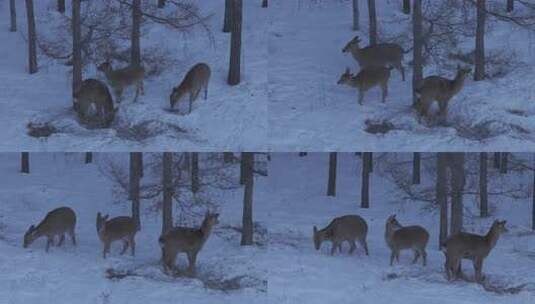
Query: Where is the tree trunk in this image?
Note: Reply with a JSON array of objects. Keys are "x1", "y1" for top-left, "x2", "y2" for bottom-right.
[
  {"x1": 262, "y1": 0, "x2": 268, "y2": 8},
  {"x1": 500, "y1": 152, "x2": 508, "y2": 174},
  {"x1": 228, "y1": 0, "x2": 242, "y2": 85},
  {"x1": 131, "y1": 0, "x2": 142, "y2": 66},
  {"x1": 130, "y1": 152, "x2": 142, "y2": 230},
  {"x1": 412, "y1": 152, "x2": 421, "y2": 184},
  {"x1": 224, "y1": 152, "x2": 234, "y2": 163},
  {"x1": 223, "y1": 0, "x2": 232, "y2": 32},
  {"x1": 493, "y1": 152, "x2": 501, "y2": 169},
  {"x1": 240, "y1": 153, "x2": 247, "y2": 185},
  {"x1": 85, "y1": 152, "x2": 93, "y2": 164},
  {"x1": 352, "y1": 0, "x2": 359, "y2": 31},
  {"x1": 21, "y1": 152, "x2": 29, "y2": 174},
  {"x1": 436, "y1": 153, "x2": 448, "y2": 249},
  {"x1": 162, "y1": 153, "x2": 173, "y2": 235},
  {"x1": 450, "y1": 153, "x2": 465, "y2": 235},
  {"x1": 412, "y1": 0, "x2": 423, "y2": 105},
  {"x1": 25, "y1": 0, "x2": 37, "y2": 74},
  {"x1": 10, "y1": 0, "x2": 17, "y2": 32},
  {"x1": 327, "y1": 152, "x2": 337, "y2": 196},
  {"x1": 367, "y1": 0, "x2": 377, "y2": 45},
  {"x1": 241, "y1": 152, "x2": 254, "y2": 246},
  {"x1": 72, "y1": 0, "x2": 82, "y2": 102},
  {"x1": 299, "y1": 152, "x2": 308, "y2": 157},
  {"x1": 191, "y1": 152, "x2": 199, "y2": 194},
  {"x1": 158, "y1": 0, "x2": 166, "y2": 8},
  {"x1": 368, "y1": 152, "x2": 373, "y2": 173},
  {"x1": 532, "y1": 155, "x2": 535, "y2": 230},
  {"x1": 403, "y1": 0, "x2": 410, "y2": 14},
  {"x1": 507, "y1": 0, "x2": 514, "y2": 12},
  {"x1": 474, "y1": 0, "x2": 486, "y2": 81},
  {"x1": 479, "y1": 152, "x2": 488, "y2": 217},
  {"x1": 57, "y1": 0, "x2": 65, "y2": 13},
  {"x1": 361, "y1": 152, "x2": 371, "y2": 208}
]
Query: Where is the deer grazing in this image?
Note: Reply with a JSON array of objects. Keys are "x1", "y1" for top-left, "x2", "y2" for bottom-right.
[
  {"x1": 414, "y1": 65, "x2": 471, "y2": 123},
  {"x1": 342, "y1": 36, "x2": 406, "y2": 81},
  {"x1": 337, "y1": 67, "x2": 392, "y2": 105},
  {"x1": 96, "y1": 213, "x2": 138, "y2": 259},
  {"x1": 443, "y1": 220, "x2": 507, "y2": 282},
  {"x1": 159, "y1": 212, "x2": 219, "y2": 275},
  {"x1": 313, "y1": 215, "x2": 369, "y2": 256},
  {"x1": 23, "y1": 207, "x2": 77, "y2": 252},
  {"x1": 73, "y1": 79, "x2": 115, "y2": 127},
  {"x1": 97, "y1": 62, "x2": 145, "y2": 103},
  {"x1": 170, "y1": 63, "x2": 211, "y2": 114},
  {"x1": 385, "y1": 215, "x2": 429, "y2": 266}
]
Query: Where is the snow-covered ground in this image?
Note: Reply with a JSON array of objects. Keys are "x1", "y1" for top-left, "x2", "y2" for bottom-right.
[
  {"x1": 266, "y1": 153, "x2": 535, "y2": 303},
  {"x1": 0, "y1": 153, "x2": 268, "y2": 303},
  {"x1": 269, "y1": 0, "x2": 535, "y2": 151},
  {"x1": 0, "y1": 1, "x2": 267, "y2": 151}
]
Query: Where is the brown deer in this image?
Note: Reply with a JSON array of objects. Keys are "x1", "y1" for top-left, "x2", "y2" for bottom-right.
[
  {"x1": 73, "y1": 79, "x2": 115, "y2": 127},
  {"x1": 443, "y1": 220, "x2": 507, "y2": 282},
  {"x1": 385, "y1": 215, "x2": 429, "y2": 266},
  {"x1": 337, "y1": 67, "x2": 392, "y2": 105},
  {"x1": 170, "y1": 63, "x2": 211, "y2": 114},
  {"x1": 342, "y1": 36, "x2": 406, "y2": 81},
  {"x1": 159, "y1": 212, "x2": 219, "y2": 275},
  {"x1": 23, "y1": 207, "x2": 77, "y2": 252},
  {"x1": 313, "y1": 215, "x2": 369, "y2": 256},
  {"x1": 414, "y1": 65, "x2": 471, "y2": 123},
  {"x1": 97, "y1": 62, "x2": 145, "y2": 103},
  {"x1": 96, "y1": 212, "x2": 138, "y2": 259}
]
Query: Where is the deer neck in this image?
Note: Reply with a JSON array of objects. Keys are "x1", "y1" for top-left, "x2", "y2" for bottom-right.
[
  {"x1": 451, "y1": 72, "x2": 466, "y2": 96},
  {"x1": 200, "y1": 220, "x2": 214, "y2": 242},
  {"x1": 484, "y1": 224, "x2": 501, "y2": 251}
]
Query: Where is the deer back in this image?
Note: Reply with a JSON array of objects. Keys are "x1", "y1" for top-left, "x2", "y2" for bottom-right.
[
  {"x1": 97, "y1": 214, "x2": 137, "y2": 243},
  {"x1": 355, "y1": 43, "x2": 404, "y2": 67},
  {"x1": 181, "y1": 63, "x2": 211, "y2": 91},
  {"x1": 74, "y1": 79, "x2": 114, "y2": 113},
  {"x1": 389, "y1": 226, "x2": 429, "y2": 250},
  {"x1": 354, "y1": 66, "x2": 391, "y2": 89},
  {"x1": 160, "y1": 212, "x2": 219, "y2": 254}
]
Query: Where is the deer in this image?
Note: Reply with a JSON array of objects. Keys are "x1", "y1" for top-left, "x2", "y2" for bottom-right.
[
  {"x1": 443, "y1": 220, "x2": 507, "y2": 282},
  {"x1": 97, "y1": 62, "x2": 145, "y2": 103},
  {"x1": 169, "y1": 63, "x2": 211, "y2": 114},
  {"x1": 23, "y1": 207, "x2": 77, "y2": 252},
  {"x1": 159, "y1": 212, "x2": 219, "y2": 276},
  {"x1": 414, "y1": 65, "x2": 471, "y2": 123},
  {"x1": 313, "y1": 214, "x2": 369, "y2": 256},
  {"x1": 337, "y1": 67, "x2": 392, "y2": 105},
  {"x1": 385, "y1": 215, "x2": 429, "y2": 266},
  {"x1": 342, "y1": 36, "x2": 406, "y2": 81},
  {"x1": 96, "y1": 212, "x2": 138, "y2": 259},
  {"x1": 73, "y1": 79, "x2": 115, "y2": 127}
]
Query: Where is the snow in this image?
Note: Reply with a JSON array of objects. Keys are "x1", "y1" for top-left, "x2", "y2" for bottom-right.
[
  {"x1": 268, "y1": 0, "x2": 535, "y2": 151},
  {"x1": 0, "y1": 1, "x2": 267, "y2": 151}
]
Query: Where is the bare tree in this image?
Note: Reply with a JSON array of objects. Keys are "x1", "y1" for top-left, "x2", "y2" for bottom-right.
[
  {"x1": 500, "y1": 152, "x2": 509, "y2": 174},
  {"x1": 21, "y1": 152, "x2": 30, "y2": 174},
  {"x1": 327, "y1": 152, "x2": 337, "y2": 196},
  {"x1": 361, "y1": 152, "x2": 371, "y2": 208},
  {"x1": 412, "y1": 0, "x2": 423, "y2": 105},
  {"x1": 507, "y1": 0, "x2": 514, "y2": 12},
  {"x1": 493, "y1": 152, "x2": 501, "y2": 169},
  {"x1": 262, "y1": 0, "x2": 268, "y2": 8},
  {"x1": 412, "y1": 152, "x2": 421, "y2": 184},
  {"x1": 450, "y1": 153, "x2": 465, "y2": 235},
  {"x1": 10, "y1": 0, "x2": 17, "y2": 32},
  {"x1": 352, "y1": 0, "x2": 359, "y2": 31},
  {"x1": 436, "y1": 153, "x2": 448, "y2": 249},
  {"x1": 479, "y1": 152, "x2": 488, "y2": 217},
  {"x1": 474, "y1": 0, "x2": 486, "y2": 81},
  {"x1": 25, "y1": 0, "x2": 38, "y2": 74},
  {"x1": 58, "y1": 0, "x2": 65, "y2": 13},
  {"x1": 85, "y1": 152, "x2": 93, "y2": 164},
  {"x1": 241, "y1": 152, "x2": 254, "y2": 246},
  {"x1": 240, "y1": 153, "x2": 246, "y2": 185},
  {"x1": 130, "y1": 152, "x2": 142, "y2": 230},
  {"x1": 223, "y1": 152, "x2": 234, "y2": 163},
  {"x1": 403, "y1": 0, "x2": 410, "y2": 14},
  {"x1": 191, "y1": 152, "x2": 199, "y2": 194},
  {"x1": 223, "y1": 0, "x2": 232, "y2": 32},
  {"x1": 162, "y1": 152, "x2": 173, "y2": 235},
  {"x1": 131, "y1": 0, "x2": 142, "y2": 66},
  {"x1": 228, "y1": 0, "x2": 242, "y2": 85},
  {"x1": 72, "y1": 0, "x2": 82, "y2": 100},
  {"x1": 367, "y1": 0, "x2": 377, "y2": 45},
  {"x1": 532, "y1": 155, "x2": 535, "y2": 230}
]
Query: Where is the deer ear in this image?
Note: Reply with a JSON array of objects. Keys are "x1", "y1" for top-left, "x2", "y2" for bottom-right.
[
  {"x1": 345, "y1": 67, "x2": 350, "y2": 74},
  {"x1": 29, "y1": 225, "x2": 35, "y2": 231},
  {"x1": 313, "y1": 226, "x2": 318, "y2": 234}
]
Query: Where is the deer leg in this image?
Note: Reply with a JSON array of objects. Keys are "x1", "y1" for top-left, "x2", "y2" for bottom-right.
[
  {"x1": 130, "y1": 237, "x2": 136, "y2": 256},
  {"x1": 421, "y1": 249, "x2": 427, "y2": 266},
  {"x1": 381, "y1": 83, "x2": 388, "y2": 103},
  {"x1": 69, "y1": 229, "x2": 77, "y2": 246},
  {"x1": 358, "y1": 238, "x2": 369, "y2": 256},
  {"x1": 395, "y1": 251, "x2": 400, "y2": 262},
  {"x1": 140, "y1": 80, "x2": 145, "y2": 95},
  {"x1": 349, "y1": 241, "x2": 356, "y2": 254},
  {"x1": 397, "y1": 63, "x2": 405, "y2": 82},
  {"x1": 188, "y1": 94, "x2": 194, "y2": 114},
  {"x1": 204, "y1": 85, "x2": 208, "y2": 100},
  {"x1": 120, "y1": 240, "x2": 129, "y2": 255},
  {"x1": 412, "y1": 250, "x2": 420, "y2": 264},
  {"x1": 330, "y1": 241, "x2": 339, "y2": 256},
  {"x1": 474, "y1": 258, "x2": 484, "y2": 282},
  {"x1": 438, "y1": 100, "x2": 448, "y2": 124},
  {"x1": 358, "y1": 89, "x2": 364, "y2": 105},
  {"x1": 187, "y1": 252, "x2": 197, "y2": 276},
  {"x1": 103, "y1": 242, "x2": 110, "y2": 259},
  {"x1": 390, "y1": 251, "x2": 396, "y2": 266},
  {"x1": 58, "y1": 234, "x2": 65, "y2": 247},
  {"x1": 46, "y1": 237, "x2": 53, "y2": 252}
]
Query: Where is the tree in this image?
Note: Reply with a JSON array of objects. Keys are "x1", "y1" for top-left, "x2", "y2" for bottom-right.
[
  {"x1": 10, "y1": 0, "x2": 16, "y2": 32},
  {"x1": 327, "y1": 152, "x2": 337, "y2": 196},
  {"x1": 532, "y1": 155, "x2": 535, "y2": 230},
  {"x1": 72, "y1": 0, "x2": 82, "y2": 100},
  {"x1": 130, "y1": 152, "x2": 142, "y2": 230},
  {"x1": 21, "y1": 152, "x2": 30, "y2": 174},
  {"x1": 223, "y1": 0, "x2": 232, "y2": 33},
  {"x1": 474, "y1": 0, "x2": 486, "y2": 81},
  {"x1": 58, "y1": 0, "x2": 65, "y2": 13},
  {"x1": 403, "y1": 0, "x2": 410, "y2": 14},
  {"x1": 493, "y1": 152, "x2": 501, "y2": 169},
  {"x1": 361, "y1": 153, "x2": 371, "y2": 208},
  {"x1": 450, "y1": 153, "x2": 465, "y2": 235},
  {"x1": 352, "y1": 0, "x2": 359, "y2": 31},
  {"x1": 412, "y1": 152, "x2": 421, "y2": 184},
  {"x1": 241, "y1": 152, "x2": 254, "y2": 246},
  {"x1": 262, "y1": 0, "x2": 268, "y2": 8},
  {"x1": 436, "y1": 153, "x2": 448, "y2": 249},
  {"x1": 162, "y1": 153, "x2": 173, "y2": 235},
  {"x1": 367, "y1": 0, "x2": 377, "y2": 45},
  {"x1": 479, "y1": 152, "x2": 488, "y2": 217},
  {"x1": 85, "y1": 152, "x2": 93, "y2": 164},
  {"x1": 224, "y1": 152, "x2": 234, "y2": 163},
  {"x1": 131, "y1": 0, "x2": 142, "y2": 66},
  {"x1": 158, "y1": 0, "x2": 166, "y2": 8},
  {"x1": 228, "y1": 0, "x2": 243, "y2": 85},
  {"x1": 412, "y1": 0, "x2": 423, "y2": 105},
  {"x1": 191, "y1": 152, "x2": 199, "y2": 194},
  {"x1": 240, "y1": 153, "x2": 247, "y2": 185},
  {"x1": 500, "y1": 152, "x2": 509, "y2": 174},
  {"x1": 25, "y1": 0, "x2": 38, "y2": 74},
  {"x1": 507, "y1": 0, "x2": 514, "y2": 12}
]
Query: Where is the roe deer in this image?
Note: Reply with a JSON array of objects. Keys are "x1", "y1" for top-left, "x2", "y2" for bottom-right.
[
  {"x1": 170, "y1": 63, "x2": 211, "y2": 114},
  {"x1": 23, "y1": 207, "x2": 77, "y2": 252},
  {"x1": 313, "y1": 214, "x2": 369, "y2": 256},
  {"x1": 342, "y1": 36, "x2": 406, "y2": 81},
  {"x1": 337, "y1": 67, "x2": 392, "y2": 105},
  {"x1": 414, "y1": 65, "x2": 471, "y2": 123},
  {"x1": 443, "y1": 220, "x2": 507, "y2": 282},
  {"x1": 385, "y1": 215, "x2": 429, "y2": 266},
  {"x1": 96, "y1": 212, "x2": 138, "y2": 259},
  {"x1": 73, "y1": 79, "x2": 115, "y2": 127},
  {"x1": 97, "y1": 62, "x2": 145, "y2": 103},
  {"x1": 159, "y1": 212, "x2": 219, "y2": 275}
]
